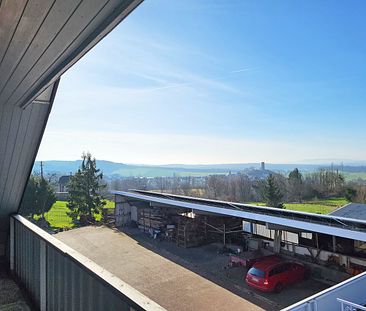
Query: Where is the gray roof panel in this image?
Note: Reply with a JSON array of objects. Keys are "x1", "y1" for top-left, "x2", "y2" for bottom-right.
[{"x1": 330, "y1": 203, "x2": 366, "y2": 221}]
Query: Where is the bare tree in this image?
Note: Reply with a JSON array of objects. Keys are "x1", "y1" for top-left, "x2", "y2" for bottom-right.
[
  {"x1": 205, "y1": 175, "x2": 226, "y2": 199},
  {"x1": 236, "y1": 173, "x2": 253, "y2": 202}
]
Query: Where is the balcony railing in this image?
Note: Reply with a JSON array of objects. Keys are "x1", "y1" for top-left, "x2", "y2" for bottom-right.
[
  {"x1": 9, "y1": 214, "x2": 165, "y2": 311},
  {"x1": 338, "y1": 298, "x2": 366, "y2": 311},
  {"x1": 282, "y1": 270, "x2": 366, "y2": 311}
]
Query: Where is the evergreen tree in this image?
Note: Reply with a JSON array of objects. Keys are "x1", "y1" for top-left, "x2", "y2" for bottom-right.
[
  {"x1": 262, "y1": 174, "x2": 284, "y2": 208},
  {"x1": 288, "y1": 168, "x2": 303, "y2": 202},
  {"x1": 20, "y1": 175, "x2": 56, "y2": 218},
  {"x1": 344, "y1": 187, "x2": 357, "y2": 202},
  {"x1": 38, "y1": 177, "x2": 57, "y2": 218},
  {"x1": 20, "y1": 176, "x2": 39, "y2": 218},
  {"x1": 67, "y1": 152, "x2": 106, "y2": 223}
]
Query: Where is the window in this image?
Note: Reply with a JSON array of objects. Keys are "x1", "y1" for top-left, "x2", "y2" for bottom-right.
[
  {"x1": 248, "y1": 267, "x2": 265, "y2": 278},
  {"x1": 301, "y1": 232, "x2": 313, "y2": 240}
]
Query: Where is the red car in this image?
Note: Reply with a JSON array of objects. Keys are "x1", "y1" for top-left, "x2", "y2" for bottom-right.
[{"x1": 245, "y1": 257, "x2": 306, "y2": 293}]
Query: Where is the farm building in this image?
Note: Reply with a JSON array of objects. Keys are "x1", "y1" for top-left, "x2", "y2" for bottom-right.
[
  {"x1": 112, "y1": 190, "x2": 366, "y2": 310},
  {"x1": 58, "y1": 175, "x2": 71, "y2": 192}
]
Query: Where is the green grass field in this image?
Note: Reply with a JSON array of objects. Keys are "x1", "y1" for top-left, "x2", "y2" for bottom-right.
[
  {"x1": 247, "y1": 197, "x2": 348, "y2": 214},
  {"x1": 284, "y1": 203, "x2": 335, "y2": 214},
  {"x1": 37, "y1": 200, "x2": 115, "y2": 229}
]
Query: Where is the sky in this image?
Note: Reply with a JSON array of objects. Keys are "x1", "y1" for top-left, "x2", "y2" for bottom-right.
[{"x1": 37, "y1": 0, "x2": 366, "y2": 165}]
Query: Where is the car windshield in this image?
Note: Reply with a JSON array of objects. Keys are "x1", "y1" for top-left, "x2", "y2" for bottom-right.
[{"x1": 248, "y1": 267, "x2": 265, "y2": 278}]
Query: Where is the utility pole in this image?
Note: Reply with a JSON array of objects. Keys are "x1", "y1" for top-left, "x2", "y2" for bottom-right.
[{"x1": 40, "y1": 161, "x2": 44, "y2": 180}]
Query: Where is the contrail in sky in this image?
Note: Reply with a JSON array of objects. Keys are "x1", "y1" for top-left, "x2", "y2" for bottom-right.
[
  {"x1": 134, "y1": 66, "x2": 259, "y2": 93},
  {"x1": 230, "y1": 67, "x2": 257, "y2": 74}
]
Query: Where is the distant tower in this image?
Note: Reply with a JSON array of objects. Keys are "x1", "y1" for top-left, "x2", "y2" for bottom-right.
[{"x1": 261, "y1": 162, "x2": 265, "y2": 171}]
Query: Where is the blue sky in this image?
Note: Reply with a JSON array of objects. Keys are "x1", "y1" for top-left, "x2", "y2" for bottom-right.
[{"x1": 37, "y1": 1, "x2": 366, "y2": 164}]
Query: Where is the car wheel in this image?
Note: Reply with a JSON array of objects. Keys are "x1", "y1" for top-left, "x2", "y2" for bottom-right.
[{"x1": 274, "y1": 282, "x2": 283, "y2": 293}]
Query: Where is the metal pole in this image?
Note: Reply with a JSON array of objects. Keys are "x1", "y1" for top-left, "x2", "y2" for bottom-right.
[
  {"x1": 332, "y1": 236, "x2": 336, "y2": 252},
  {"x1": 223, "y1": 224, "x2": 226, "y2": 246},
  {"x1": 315, "y1": 233, "x2": 319, "y2": 249}
]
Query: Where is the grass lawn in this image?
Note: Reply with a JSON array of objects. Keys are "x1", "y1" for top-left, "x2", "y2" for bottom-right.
[
  {"x1": 247, "y1": 197, "x2": 348, "y2": 215},
  {"x1": 104, "y1": 199, "x2": 115, "y2": 209},
  {"x1": 284, "y1": 203, "x2": 335, "y2": 214},
  {"x1": 247, "y1": 202, "x2": 266, "y2": 206},
  {"x1": 41, "y1": 201, "x2": 74, "y2": 229},
  {"x1": 38, "y1": 199, "x2": 115, "y2": 229}
]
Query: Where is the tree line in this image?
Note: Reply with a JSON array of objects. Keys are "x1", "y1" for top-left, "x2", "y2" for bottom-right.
[
  {"x1": 203, "y1": 168, "x2": 348, "y2": 207},
  {"x1": 108, "y1": 168, "x2": 365, "y2": 207},
  {"x1": 20, "y1": 152, "x2": 366, "y2": 225}
]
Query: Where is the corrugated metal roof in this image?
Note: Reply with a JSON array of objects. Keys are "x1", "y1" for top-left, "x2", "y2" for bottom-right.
[
  {"x1": 112, "y1": 190, "x2": 366, "y2": 242},
  {"x1": 0, "y1": 0, "x2": 142, "y2": 257},
  {"x1": 330, "y1": 203, "x2": 366, "y2": 221}
]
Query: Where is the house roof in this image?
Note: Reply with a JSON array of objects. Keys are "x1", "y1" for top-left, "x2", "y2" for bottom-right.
[
  {"x1": 0, "y1": 0, "x2": 142, "y2": 257},
  {"x1": 329, "y1": 203, "x2": 366, "y2": 221},
  {"x1": 59, "y1": 175, "x2": 71, "y2": 185}
]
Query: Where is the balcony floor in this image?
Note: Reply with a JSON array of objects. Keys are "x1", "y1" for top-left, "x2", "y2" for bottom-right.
[{"x1": 0, "y1": 265, "x2": 32, "y2": 311}]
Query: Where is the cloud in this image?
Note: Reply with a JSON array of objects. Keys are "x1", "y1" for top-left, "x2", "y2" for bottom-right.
[
  {"x1": 45, "y1": 30, "x2": 258, "y2": 137},
  {"x1": 69, "y1": 28, "x2": 255, "y2": 95}
]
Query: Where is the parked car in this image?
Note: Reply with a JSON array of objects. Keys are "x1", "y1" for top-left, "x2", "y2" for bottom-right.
[{"x1": 245, "y1": 257, "x2": 306, "y2": 293}]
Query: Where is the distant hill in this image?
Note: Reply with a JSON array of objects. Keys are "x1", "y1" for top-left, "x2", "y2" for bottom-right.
[
  {"x1": 33, "y1": 160, "x2": 231, "y2": 178},
  {"x1": 33, "y1": 160, "x2": 366, "y2": 178}
]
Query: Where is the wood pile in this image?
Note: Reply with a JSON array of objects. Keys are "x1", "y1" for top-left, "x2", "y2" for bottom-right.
[
  {"x1": 176, "y1": 217, "x2": 207, "y2": 248},
  {"x1": 136, "y1": 208, "x2": 210, "y2": 247},
  {"x1": 138, "y1": 208, "x2": 166, "y2": 231}
]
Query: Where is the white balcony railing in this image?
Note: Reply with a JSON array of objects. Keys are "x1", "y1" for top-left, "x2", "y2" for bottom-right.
[
  {"x1": 338, "y1": 298, "x2": 366, "y2": 311},
  {"x1": 282, "y1": 270, "x2": 366, "y2": 311}
]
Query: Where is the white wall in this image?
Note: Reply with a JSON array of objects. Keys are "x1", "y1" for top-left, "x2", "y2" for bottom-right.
[
  {"x1": 244, "y1": 221, "x2": 366, "y2": 269},
  {"x1": 115, "y1": 201, "x2": 131, "y2": 227}
]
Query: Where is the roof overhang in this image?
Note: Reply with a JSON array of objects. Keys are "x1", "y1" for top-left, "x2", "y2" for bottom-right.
[
  {"x1": 0, "y1": 0, "x2": 143, "y2": 257},
  {"x1": 112, "y1": 190, "x2": 366, "y2": 242}
]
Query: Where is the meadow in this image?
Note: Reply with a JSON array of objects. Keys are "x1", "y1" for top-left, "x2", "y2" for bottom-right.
[
  {"x1": 37, "y1": 200, "x2": 115, "y2": 229},
  {"x1": 248, "y1": 197, "x2": 348, "y2": 214}
]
